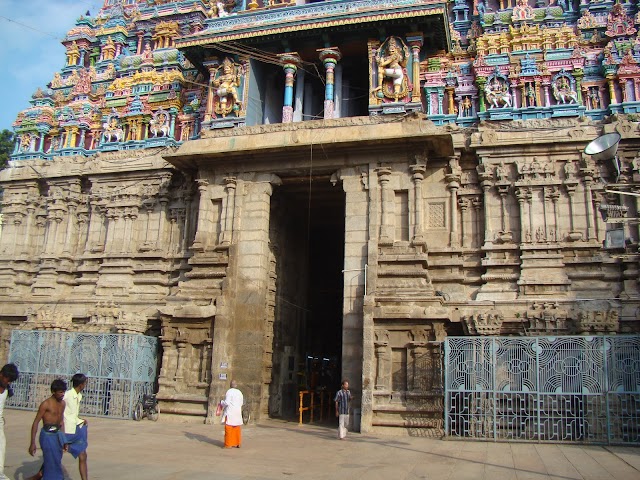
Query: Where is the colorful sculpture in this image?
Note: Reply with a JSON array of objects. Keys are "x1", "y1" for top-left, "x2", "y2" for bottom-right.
[{"x1": 7, "y1": 0, "x2": 640, "y2": 153}]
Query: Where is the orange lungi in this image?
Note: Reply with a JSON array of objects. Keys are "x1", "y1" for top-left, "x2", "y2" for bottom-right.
[{"x1": 224, "y1": 424, "x2": 241, "y2": 448}]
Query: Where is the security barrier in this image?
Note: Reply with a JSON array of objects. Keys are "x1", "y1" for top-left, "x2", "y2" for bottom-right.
[
  {"x1": 444, "y1": 336, "x2": 640, "y2": 444},
  {"x1": 7, "y1": 330, "x2": 158, "y2": 420}
]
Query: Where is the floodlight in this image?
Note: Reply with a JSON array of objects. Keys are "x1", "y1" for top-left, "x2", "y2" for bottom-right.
[{"x1": 584, "y1": 132, "x2": 621, "y2": 175}]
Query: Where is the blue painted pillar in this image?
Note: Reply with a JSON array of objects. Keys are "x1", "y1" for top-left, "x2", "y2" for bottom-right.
[
  {"x1": 278, "y1": 53, "x2": 301, "y2": 123},
  {"x1": 318, "y1": 48, "x2": 342, "y2": 119}
]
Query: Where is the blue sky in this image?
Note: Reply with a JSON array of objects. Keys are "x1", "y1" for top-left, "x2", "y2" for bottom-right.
[{"x1": 0, "y1": 0, "x2": 104, "y2": 131}]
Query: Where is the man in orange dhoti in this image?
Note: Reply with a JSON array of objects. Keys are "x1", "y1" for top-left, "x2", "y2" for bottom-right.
[{"x1": 221, "y1": 380, "x2": 243, "y2": 448}]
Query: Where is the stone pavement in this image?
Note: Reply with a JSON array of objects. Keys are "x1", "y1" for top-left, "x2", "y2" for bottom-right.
[{"x1": 2, "y1": 409, "x2": 640, "y2": 480}]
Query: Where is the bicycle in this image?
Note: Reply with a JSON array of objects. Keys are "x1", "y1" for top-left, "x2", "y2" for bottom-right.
[{"x1": 241, "y1": 400, "x2": 251, "y2": 425}]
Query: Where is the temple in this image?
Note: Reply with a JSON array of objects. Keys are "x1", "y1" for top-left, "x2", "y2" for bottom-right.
[{"x1": 2, "y1": 0, "x2": 640, "y2": 436}]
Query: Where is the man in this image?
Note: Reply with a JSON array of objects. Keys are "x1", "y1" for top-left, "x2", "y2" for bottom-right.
[
  {"x1": 334, "y1": 379, "x2": 351, "y2": 440},
  {"x1": 221, "y1": 380, "x2": 243, "y2": 448},
  {"x1": 64, "y1": 374, "x2": 89, "y2": 480},
  {"x1": 29, "y1": 379, "x2": 67, "y2": 480},
  {"x1": 0, "y1": 364, "x2": 19, "y2": 480}
]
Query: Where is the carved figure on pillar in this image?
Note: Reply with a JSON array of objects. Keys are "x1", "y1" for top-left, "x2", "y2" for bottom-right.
[{"x1": 371, "y1": 36, "x2": 411, "y2": 103}]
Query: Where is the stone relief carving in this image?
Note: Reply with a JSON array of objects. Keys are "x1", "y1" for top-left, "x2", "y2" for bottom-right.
[{"x1": 462, "y1": 311, "x2": 504, "y2": 335}]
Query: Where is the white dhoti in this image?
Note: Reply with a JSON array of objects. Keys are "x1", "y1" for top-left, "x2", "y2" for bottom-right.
[
  {"x1": 384, "y1": 67, "x2": 404, "y2": 86},
  {"x1": 0, "y1": 417, "x2": 8, "y2": 480},
  {"x1": 338, "y1": 413, "x2": 349, "y2": 439}
]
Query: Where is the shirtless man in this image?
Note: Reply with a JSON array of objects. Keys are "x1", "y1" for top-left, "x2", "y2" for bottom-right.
[{"x1": 28, "y1": 379, "x2": 67, "y2": 480}]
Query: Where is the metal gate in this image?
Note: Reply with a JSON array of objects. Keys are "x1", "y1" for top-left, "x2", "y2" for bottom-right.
[
  {"x1": 7, "y1": 330, "x2": 158, "y2": 420},
  {"x1": 444, "y1": 336, "x2": 640, "y2": 444}
]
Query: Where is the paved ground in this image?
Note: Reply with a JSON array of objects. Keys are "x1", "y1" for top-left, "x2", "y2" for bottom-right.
[{"x1": 2, "y1": 409, "x2": 640, "y2": 480}]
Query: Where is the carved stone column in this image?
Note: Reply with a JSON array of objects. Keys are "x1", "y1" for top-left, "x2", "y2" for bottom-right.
[
  {"x1": 374, "y1": 330, "x2": 389, "y2": 390},
  {"x1": 220, "y1": 177, "x2": 237, "y2": 247},
  {"x1": 21, "y1": 203, "x2": 36, "y2": 255},
  {"x1": 478, "y1": 162, "x2": 494, "y2": 246},
  {"x1": 192, "y1": 178, "x2": 210, "y2": 251},
  {"x1": 515, "y1": 187, "x2": 530, "y2": 243},
  {"x1": 410, "y1": 164, "x2": 426, "y2": 245},
  {"x1": 458, "y1": 197, "x2": 469, "y2": 247},
  {"x1": 175, "y1": 341, "x2": 188, "y2": 380},
  {"x1": 377, "y1": 167, "x2": 394, "y2": 245},
  {"x1": 580, "y1": 164, "x2": 597, "y2": 241},
  {"x1": 446, "y1": 157, "x2": 461, "y2": 247}
]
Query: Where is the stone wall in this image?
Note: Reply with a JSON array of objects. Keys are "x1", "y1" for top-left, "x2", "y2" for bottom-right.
[{"x1": 1, "y1": 115, "x2": 639, "y2": 431}]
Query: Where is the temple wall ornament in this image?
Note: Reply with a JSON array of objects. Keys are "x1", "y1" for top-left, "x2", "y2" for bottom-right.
[{"x1": 461, "y1": 312, "x2": 504, "y2": 335}]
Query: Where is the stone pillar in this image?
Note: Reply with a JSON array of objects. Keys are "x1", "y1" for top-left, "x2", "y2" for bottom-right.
[
  {"x1": 377, "y1": 167, "x2": 394, "y2": 245},
  {"x1": 446, "y1": 156, "x2": 461, "y2": 247},
  {"x1": 279, "y1": 53, "x2": 301, "y2": 123},
  {"x1": 318, "y1": 48, "x2": 341, "y2": 120},
  {"x1": 192, "y1": 178, "x2": 210, "y2": 251},
  {"x1": 410, "y1": 164, "x2": 426, "y2": 245},
  {"x1": 175, "y1": 341, "x2": 188, "y2": 380},
  {"x1": 220, "y1": 177, "x2": 237, "y2": 247},
  {"x1": 21, "y1": 203, "x2": 36, "y2": 255},
  {"x1": 478, "y1": 163, "x2": 493, "y2": 246},
  {"x1": 516, "y1": 187, "x2": 530, "y2": 243},
  {"x1": 62, "y1": 203, "x2": 77, "y2": 254},
  {"x1": 458, "y1": 197, "x2": 469, "y2": 247},
  {"x1": 581, "y1": 167, "x2": 596, "y2": 241}
]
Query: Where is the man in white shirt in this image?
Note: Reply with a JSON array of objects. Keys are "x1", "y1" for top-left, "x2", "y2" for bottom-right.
[
  {"x1": 221, "y1": 380, "x2": 244, "y2": 448},
  {"x1": 63, "y1": 374, "x2": 89, "y2": 480},
  {"x1": 0, "y1": 364, "x2": 18, "y2": 480}
]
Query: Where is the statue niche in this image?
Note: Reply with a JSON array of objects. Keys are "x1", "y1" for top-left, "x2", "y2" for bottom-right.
[
  {"x1": 102, "y1": 110, "x2": 124, "y2": 143},
  {"x1": 212, "y1": 57, "x2": 242, "y2": 117},
  {"x1": 371, "y1": 36, "x2": 411, "y2": 103},
  {"x1": 551, "y1": 71, "x2": 578, "y2": 105},
  {"x1": 150, "y1": 110, "x2": 170, "y2": 137},
  {"x1": 484, "y1": 71, "x2": 512, "y2": 109}
]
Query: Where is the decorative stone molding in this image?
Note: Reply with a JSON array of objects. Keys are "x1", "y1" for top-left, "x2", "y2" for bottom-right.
[
  {"x1": 462, "y1": 311, "x2": 504, "y2": 335},
  {"x1": 114, "y1": 312, "x2": 149, "y2": 335},
  {"x1": 573, "y1": 310, "x2": 619, "y2": 335},
  {"x1": 88, "y1": 301, "x2": 122, "y2": 328},
  {"x1": 523, "y1": 303, "x2": 569, "y2": 335},
  {"x1": 24, "y1": 308, "x2": 73, "y2": 331}
]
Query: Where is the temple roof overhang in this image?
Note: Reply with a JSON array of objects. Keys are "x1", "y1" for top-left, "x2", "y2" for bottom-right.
[
  {"x1": 163, "y1": 114, "x2": 455, "y2": 171},
  {"x1": 176, "y1": 0, "x2": 450, "y2": 48}
]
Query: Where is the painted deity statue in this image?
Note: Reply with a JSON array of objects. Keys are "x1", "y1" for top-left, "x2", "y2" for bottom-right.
[
  {"x1": 102, "y1": 112, "x2": 124, "y2": 143},
  {"x1": 150, "y1": 111, "x2": 170, "y2": 137},
  {"x1": 372, "y1": 36, "x2": 410, "y2": 102},
  {"x1": 212, "y1": 57, "x2": 242, "y2": 116},
  {"x1": 484, "y1": 77, "x2": 512, "y2": 108},
  {"x1": 552, "y1": 76, "x2": 578, "y2": 104}
]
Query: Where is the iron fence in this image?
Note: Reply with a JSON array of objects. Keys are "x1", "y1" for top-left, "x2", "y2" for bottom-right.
[
  {"x1": 444, "y1": 336, "x2": 640, "y2": 444},
  {"x1": 7, "y1": 330, "x2": 158, "y2": 420}
]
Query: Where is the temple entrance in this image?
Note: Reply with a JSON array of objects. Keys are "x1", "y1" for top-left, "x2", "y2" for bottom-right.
[{"x1": 268, "y1": 175, "x2": 345, "y2": 420}]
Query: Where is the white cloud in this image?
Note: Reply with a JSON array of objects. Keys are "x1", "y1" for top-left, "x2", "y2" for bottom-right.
[{"x1": 0, "y1": 0, "x2": 103, "y2": 129}]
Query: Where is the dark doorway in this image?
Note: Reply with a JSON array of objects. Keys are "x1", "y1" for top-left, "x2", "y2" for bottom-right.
[{"x1": 268, "y1": 175, "x2": 345, "y2": 420}]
